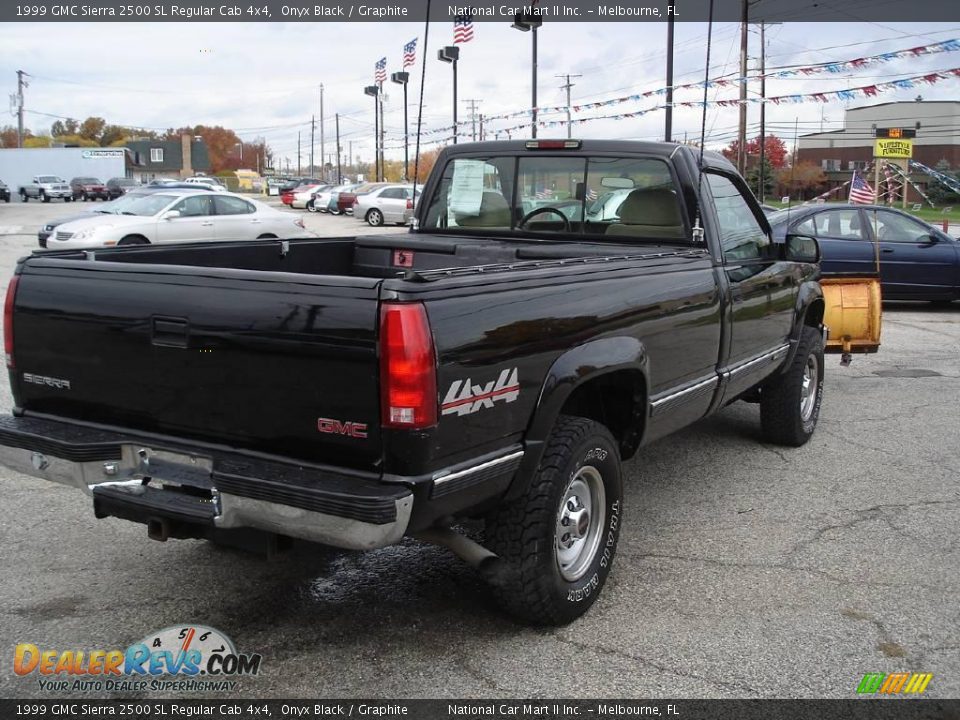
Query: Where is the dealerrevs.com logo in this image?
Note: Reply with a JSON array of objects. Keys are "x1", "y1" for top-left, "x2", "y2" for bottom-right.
[{"x1": 14, "y1": 625, "x2": 262, "y2": 693}]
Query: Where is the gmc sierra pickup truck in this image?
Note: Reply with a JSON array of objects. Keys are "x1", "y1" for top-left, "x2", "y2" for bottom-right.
[{"x1": 0, "y1": 140, "x2": 825, "y2": 624}]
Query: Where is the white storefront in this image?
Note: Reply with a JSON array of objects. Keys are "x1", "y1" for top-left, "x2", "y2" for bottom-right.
[{"x1": 0, "y1": 147, "x2": 127, "y2": 201}]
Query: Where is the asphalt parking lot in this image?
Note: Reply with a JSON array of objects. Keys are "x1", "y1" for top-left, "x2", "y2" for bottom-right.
[{"x1": 0, "y1": 201, "x2": 957, "y2": 699}]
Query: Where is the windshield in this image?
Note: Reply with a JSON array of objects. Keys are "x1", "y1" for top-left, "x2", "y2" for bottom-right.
[
  {"x1": 117, "y1": 193, "x2": 177, "y2": 216},
  {"x1": 38, "y1": 176, "x2": 63, "y2": 183},
  {"x1": 80, "y1": 177, "x2": 100, "y2": 184},
  {"x1": 421, "y1": 155, "x2": 688, "y2": 241}
]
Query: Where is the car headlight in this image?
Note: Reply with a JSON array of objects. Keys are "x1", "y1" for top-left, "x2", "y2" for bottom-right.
[
  {"x1": 71, "y1": 226, "x2": 108, "y2": 241},
  {"x1": 43, "y1": 225, "x2": 54, "y2": 232}
]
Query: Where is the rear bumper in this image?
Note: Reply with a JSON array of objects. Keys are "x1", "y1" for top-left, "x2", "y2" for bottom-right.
[{"x1": 0, "y1": 415, "x2": 413, "y2": 550}]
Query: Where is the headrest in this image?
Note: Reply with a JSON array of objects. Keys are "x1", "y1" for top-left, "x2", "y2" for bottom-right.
[
  {"x1": 618, "y1": 188, "x2": 683, "y2": 226},
  {"x1": 456, "y1": 191, "x2": 512, "y2": 227}
]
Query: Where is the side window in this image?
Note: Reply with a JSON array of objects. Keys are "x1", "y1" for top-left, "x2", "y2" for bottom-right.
[
  {"x1": 173, "y1": 195, "x2": 212, "y2": 217},
  {"x1": 706, "y1": 173, "x2": 771, "y2": 261},
  {"x1": 870, "y1": 210, "x2": 933, "y2": 243},
  {"x1": 795, "y1": 209, "x2": 865, "y2": 240},
  {"x1": 214, "y1": 196, "x2": 254, "y2": 215},
  {"x1": 380, "y1": 188, "x2": 401, "y2": 200}
]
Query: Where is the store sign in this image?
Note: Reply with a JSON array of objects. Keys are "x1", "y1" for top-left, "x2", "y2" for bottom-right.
[
  {"x1": 81, "y1": 149, "x2": 125, "y2": 159},
  {"x1": 874, "y1": 139, "x2": 913, "y2": 159}
]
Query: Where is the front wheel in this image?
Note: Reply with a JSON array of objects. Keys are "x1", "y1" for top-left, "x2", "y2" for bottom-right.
[
  {"x1": 760, "y1": 326, "x2": 824, "y2": 446},
  {"x1": 40, "y1": 191, "x2": 49, "y2": 203},
  {"x1": 486, "y1": 415, "x2": 623, "y2": 625},
  {"x1": 20, "y1": 191, "x2": 28, "y2": 203},
  {"x1": 366, "y1": 208, "x2": 384, "y2": 227},
  {"x1": 306, "y1": 199, "x2": 317, "y2": 212}
]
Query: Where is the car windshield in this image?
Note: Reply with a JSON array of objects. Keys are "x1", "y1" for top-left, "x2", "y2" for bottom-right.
[
  {"x1": 421, "y1": 155, "x2": 688, "y2": 241},
  {"x1": 116, "y1": 194, "x2": 177, "y2": 216},
  {"x1": 81, "y1": 178, "x2": 100, "y2": 184},
  {"x1": 38, "y1": 176, "x2": 62, "y2": 183}
]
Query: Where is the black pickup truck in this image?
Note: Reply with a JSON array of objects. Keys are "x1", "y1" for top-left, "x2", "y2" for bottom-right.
[{"x1": 0, "y1": 140, "x2": 824, "y2": 624}]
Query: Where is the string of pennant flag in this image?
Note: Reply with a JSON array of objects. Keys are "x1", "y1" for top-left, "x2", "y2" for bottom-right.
[
  {"x1": 482, "y1": 67, "x2": 960, "y2": 137},
  {"x1": 414, "y1": 36, "x2": 960, "y2": 132}
]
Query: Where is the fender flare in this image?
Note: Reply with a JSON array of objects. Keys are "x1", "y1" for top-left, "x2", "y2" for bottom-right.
[
  {"x1": 507, "y1": 336, "x2": 649, "y2": 500},
  {"x1": 781, "y1": 280, "x2": 825, "y2": 371}
]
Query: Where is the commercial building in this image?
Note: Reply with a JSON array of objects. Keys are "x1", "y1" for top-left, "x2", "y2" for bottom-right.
[
  {"x1": 796, "y1": 100, "x2": 960, "y2": 203},
  {"x1": 0, "y1": 147, "x2": 127, "y2": 201}
]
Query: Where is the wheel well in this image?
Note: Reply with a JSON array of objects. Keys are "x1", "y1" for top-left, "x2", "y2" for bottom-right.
[
  {"x1": 559, "y1": 370, "x2": 646, "y2": 459},
  {"x1": 118, "y1": 234, "x2": 149, "y2": 245},
  {"x1": 804, "y1": 298, "x2": 825, "y2": 328},
  {"x1": 257, "y1": 233, "x2": 278, "y2": 239}
]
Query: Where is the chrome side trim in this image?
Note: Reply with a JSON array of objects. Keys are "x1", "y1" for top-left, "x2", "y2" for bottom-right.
[
  {"x1": 650, "y1": 375, "x2": 719, "y2": 415},
  {"x1": 432, "y1": 449, "x2": 524, "y2": 487},
  {"x1": 214, "y1": 493, "x2": 413, "y2": 551},
  {"x1": 724, "y1": 344, "x2": 790, "y2": 379}
]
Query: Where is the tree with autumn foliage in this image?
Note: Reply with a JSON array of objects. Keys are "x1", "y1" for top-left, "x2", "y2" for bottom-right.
[
  {"x1": 775, "y1": 162, "x2": 827, "y2": 200},
  {"x1": 722, "y1": 134, "x2": 789, "y2": 169}
]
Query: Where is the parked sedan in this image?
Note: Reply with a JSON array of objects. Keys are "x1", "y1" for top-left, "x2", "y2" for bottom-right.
[
  {"x1": 70, "y1": 177, "x2": 109, "y2": 201},
  {"x1": 106, "y1": 177, "x2": 139, "y2": 199},
  {"x1": 768, "y1": 204, "x2": 960, "y2": 302},
  {"x1": 0, "y1": 179, "x2": 9, "y2": 203},
  {"x1": 292, "y1": 184, "x2": 329, "y2": 210},
  {"x1": 46, "y1": 190, "x2": 314, "y2": 249},
  {"x1": 353, "y1": 184, "x2": 416, "y2": 226},
  {"x1": 37, "y1": 185, "x2": 217, "y2": 246}
]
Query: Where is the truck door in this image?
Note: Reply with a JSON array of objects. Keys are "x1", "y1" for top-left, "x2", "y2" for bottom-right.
[{"x1": 705, "y1": 172, "x2": 797, "y2": 397}]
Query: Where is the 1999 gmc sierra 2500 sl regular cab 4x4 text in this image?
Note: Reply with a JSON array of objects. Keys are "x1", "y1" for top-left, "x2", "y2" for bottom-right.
[{"x1": 0, "y1": 140, "x2": 824, "y2": 624}]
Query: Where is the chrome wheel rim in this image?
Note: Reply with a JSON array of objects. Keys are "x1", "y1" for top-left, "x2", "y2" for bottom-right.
[
  {"x1": 800, "y1": 353, "x2": 819, "y2": 422},
  {"x1": 556, "y1": 466, "x2": 606, "y2": 582}
]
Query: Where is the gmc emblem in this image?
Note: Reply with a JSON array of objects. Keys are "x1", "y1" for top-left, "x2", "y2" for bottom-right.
[{"x1": 317, "y1": 417, "x2": 368, "y2": 439}]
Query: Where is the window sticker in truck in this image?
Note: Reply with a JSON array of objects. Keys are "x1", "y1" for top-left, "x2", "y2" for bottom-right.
[{"x1": 441, "y1": 368, "x2": 520, "y2": 417}]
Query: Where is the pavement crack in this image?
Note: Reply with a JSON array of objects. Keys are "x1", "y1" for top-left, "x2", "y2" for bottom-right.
[{"x1": 552, "y1": 634, "x2": 772, "y2": 696}]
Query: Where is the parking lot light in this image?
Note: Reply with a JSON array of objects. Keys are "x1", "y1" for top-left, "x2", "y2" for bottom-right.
[{"x1": 437, "y1": 46, "x2": 460, "y2": 144}]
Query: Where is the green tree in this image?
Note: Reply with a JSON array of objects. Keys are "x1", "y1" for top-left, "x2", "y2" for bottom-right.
[{"x1": 747, "y1": 158, "x2": 776, "y2": 199}]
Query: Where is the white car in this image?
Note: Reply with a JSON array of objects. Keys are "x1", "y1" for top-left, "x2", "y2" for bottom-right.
[
  {"x1": 46, "y1": 189, "x2": 314, "y2": 249},
  {"x1": 354, "y1": 184, "x2": 417, "y2": 226},
  {"x1": 308, "y1": 184, "x2": 344, "y2": 213},
  {"x1": 292, "y1": 184, "x2": 329, "y2": 210},
  {"x1": 182, "y1": 177, "x2": 227, "y2": 191}
]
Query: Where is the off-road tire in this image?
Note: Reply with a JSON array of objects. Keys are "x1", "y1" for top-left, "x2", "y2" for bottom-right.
[
  {"x1": 486, "y1": 415, "x2": 623, "y2": 625},
  {"x1": 760, "y1": 325, "x2": 824, "y2": 446}
]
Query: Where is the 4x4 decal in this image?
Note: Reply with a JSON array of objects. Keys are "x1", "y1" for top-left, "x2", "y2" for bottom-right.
[{"x1": 441, "y1": 368, "x2": 520, "y2": 417}]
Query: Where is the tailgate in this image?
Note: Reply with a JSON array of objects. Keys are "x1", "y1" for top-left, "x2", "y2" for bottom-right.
[{"x1": 10, "y1": 260, "x2": 384, "y2": 469}]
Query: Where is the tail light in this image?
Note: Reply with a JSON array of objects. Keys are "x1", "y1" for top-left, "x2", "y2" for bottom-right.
[
  {"x1": 380, "y1": 302, "x2": 437, "y2": 429},
  {"x1": 406, "y1": 198, "x2": 414, "y2": 210},
  {"x1": 4, "y1": 276, "x2": 19, "y2": 369}
]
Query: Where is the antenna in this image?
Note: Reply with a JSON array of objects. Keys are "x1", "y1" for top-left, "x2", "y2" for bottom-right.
[
  {"x1": 412, "y1": 0, "x2": 431, "y2": 194},
  {"x1": 692, "y1": 0, "x2": 715, "y2": 245}
]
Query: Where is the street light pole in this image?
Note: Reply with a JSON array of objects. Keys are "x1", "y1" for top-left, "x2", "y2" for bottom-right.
[
  {"x1": 511, "y1": 13, "x2": 542, "y2": 138},
  {"x1": 438, "y1": 46, "x2": 460, "y2": 144},
  {"x1": 392, "y1": 71, "x2": 410, "y2": 178},
  {"x1": 364, "y1": 85, "x2": 380, "y2": 181}
]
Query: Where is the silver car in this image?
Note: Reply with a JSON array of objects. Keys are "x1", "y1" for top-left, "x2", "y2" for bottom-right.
[{"x1": 354, "y1": 184, "x2": 416, "y2": 226}]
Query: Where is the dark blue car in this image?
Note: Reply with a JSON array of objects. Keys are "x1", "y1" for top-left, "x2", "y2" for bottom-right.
[{"x1": 768, "y1": 204, "x2": 959, "y2": 303}]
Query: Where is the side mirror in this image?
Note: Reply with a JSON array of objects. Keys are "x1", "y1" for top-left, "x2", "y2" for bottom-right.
[
  {"x1": 785, "y1": 233, "x2": 820, "y2": 263},
  {"x1": 161, "y1": 210, "x2": 181, "y2": 220}
]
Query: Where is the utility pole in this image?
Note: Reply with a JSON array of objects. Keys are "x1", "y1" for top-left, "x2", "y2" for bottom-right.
[
  {"x1": 297, "y1": 132, "x2": 301, "y2": 175},
  {"x1": 665, "y1": 14, "x2": 674, "y2": 141},
  {"x1": 378, "y1": 93, "x2": 385, "y2": 180},
  {"x1": 462, "y1": 99, "x2": 482, "y2": 141},
  {"x1": 309, "y1": 116, "x2": 315, "y2": 176},
  {"x1": 479, "y1": 114, "x2": 484, "y2": 141},
  {"x1": 758, "y1": 22, "x2": 767, "y2": 202},
  {"x1": 335, "y1": 113, "x2": 342, "y2": 184},
  {"x1": 738, "y1": 0, "x2": 749, "y2": 175},
  {"x1": 16, "y1": 70, "x2": 27, "y2": 148},
  {"x1": 349, "y1": 140, "x2": 353, "y2": 169},
  {"x1": 555, "y1": 74, "x2": 581, "y2": 139},
  {"x1": 319, "y1": 84, "x2": 325, "y2": 181}
]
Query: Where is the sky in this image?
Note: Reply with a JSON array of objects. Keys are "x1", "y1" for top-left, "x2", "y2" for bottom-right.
[{"x1": 1, "y1": 19, "x2": 958, "y2": 170}]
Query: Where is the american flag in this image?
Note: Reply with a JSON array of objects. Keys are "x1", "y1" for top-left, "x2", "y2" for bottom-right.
[
  {"x1": 534, "y1": 188, "x2": 554, "y2": 199},
  {"x1": 453, "y1": 14, "x2": 474, "y2": 44},
  {"x1": 375, "y1": 57, "x2": 387, "y2": 85},
  {"x1": 402, "y1": 38, "x2": 417, "y2": 68},
  {"x1": 848, "y1": 171, "x2": 875, "y2": 204}
]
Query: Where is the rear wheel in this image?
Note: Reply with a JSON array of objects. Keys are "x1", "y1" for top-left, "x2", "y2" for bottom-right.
[
  {"x1": 366, "y1": 208, "x2": 384, "y2": 227},
  {"x1": 20, "y1": 190, "x2": 28, "y2": 202},
  {"x1": 760, "y1": 326, "x2": 824, "y2": 446},
  {"x1": 82, "y1": 193, "x2": 88, "y2": 201},
  {"x1": 486, "y1": 415, "x2": 623, "y2": 625},
  {"x1": 306, "y1": 199, "x2": 317, "y2": 212},
  {"x1": 118, "y1": 235, "x2": 149, "y2": 246}
]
